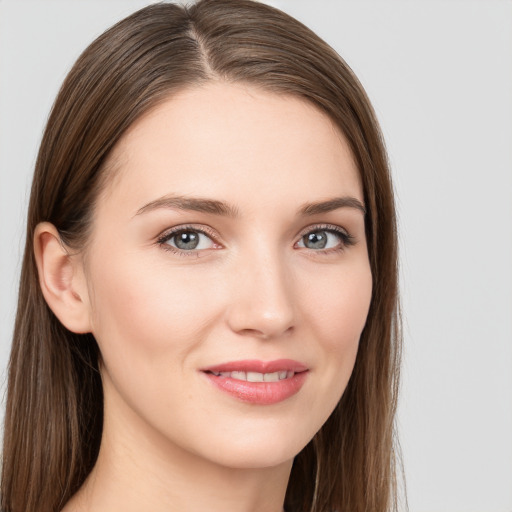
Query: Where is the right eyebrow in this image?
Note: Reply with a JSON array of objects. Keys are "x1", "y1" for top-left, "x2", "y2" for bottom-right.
[{"x1": 135, "y1": 195, "x2": 241, "y2": 218}]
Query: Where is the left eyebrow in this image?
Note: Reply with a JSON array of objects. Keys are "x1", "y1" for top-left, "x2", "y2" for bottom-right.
[{"x1": 298, "y1": 197, "x2": 366, "y2": 216}]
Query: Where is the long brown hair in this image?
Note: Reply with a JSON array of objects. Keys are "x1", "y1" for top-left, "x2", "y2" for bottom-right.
[{"x1": 1, "y1": 1, "x2": 402, "y2": 511}]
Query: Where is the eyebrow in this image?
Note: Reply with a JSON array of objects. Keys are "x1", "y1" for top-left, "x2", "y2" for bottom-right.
[
  {"x1": 299, "y1": 196, "x2": 366, "y2": 216},
  {"x1": 135, "y1": 194, "x2": 366, "y2": 218},
  {"x1": 136, "y1": 195, "x2": 240, "y2": 217}
]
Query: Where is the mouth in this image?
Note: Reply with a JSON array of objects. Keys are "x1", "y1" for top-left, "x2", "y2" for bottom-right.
[
  {"x1": 207, "y1": 370, "x2": 295, "y2": 382},
  {"x1": 200, "y1": 359, "x2": 309, "y2": 405}
]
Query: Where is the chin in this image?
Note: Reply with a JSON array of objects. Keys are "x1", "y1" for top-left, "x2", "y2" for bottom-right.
[{"x1": 187, "y1": 418, "x2": 318, "y2": 470}]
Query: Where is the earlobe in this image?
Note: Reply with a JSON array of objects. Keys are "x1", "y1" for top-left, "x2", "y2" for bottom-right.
[{"x1": 34, "y1": 222, "x2": 92, "y2": 334}]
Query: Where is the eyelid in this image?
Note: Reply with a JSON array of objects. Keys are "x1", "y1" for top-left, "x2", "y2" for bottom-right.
[
  {"x1": 296, "y1": 223, "x2": 350, "y2": 239},
  {"x1": 157, "y1": 224, "x2": 219, "y2": 243}
]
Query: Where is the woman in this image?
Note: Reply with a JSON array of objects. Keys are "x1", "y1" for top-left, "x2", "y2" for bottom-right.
[{"x1": 1, "y1": 1, "x2": 401, "y2": 511}]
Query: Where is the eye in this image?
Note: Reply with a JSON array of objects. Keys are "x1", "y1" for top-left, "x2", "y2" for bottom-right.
[
  {"x1": 158, "y1": 226, "x2": 219, "y2": 255},
  {"x1": 296, "y1": 225, "x2": 354, "y2": 252}
]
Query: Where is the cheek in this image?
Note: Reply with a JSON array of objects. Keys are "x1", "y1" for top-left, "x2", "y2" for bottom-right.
[
  {"x1": 302, "y1": 259, "x2": 372, "y2": 401},
  {"x1": 86, "y1": 254, "x2": 222, "y2": 367},
  {"x1": 304, "y1": 261, "x2": 372, "y2": 352},
  {"x1": 85, "y1": 253, "x2": 226, "y2": 431}
]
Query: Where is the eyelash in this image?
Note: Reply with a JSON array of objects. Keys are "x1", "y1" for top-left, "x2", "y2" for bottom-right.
[
  {"x1": 156, "y1": 223, "x2": 355, "y2": 257},
  {"x1": 157, "y1": 225, "x2": 219, "y2": 257},
  {"x1": 297, "y1": 224, "x2": 356, "y2": 254}
]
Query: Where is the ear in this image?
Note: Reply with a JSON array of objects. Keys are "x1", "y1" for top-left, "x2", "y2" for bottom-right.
[{"x1": 33, "y1": 222, "x2": 92, "y2": 334}]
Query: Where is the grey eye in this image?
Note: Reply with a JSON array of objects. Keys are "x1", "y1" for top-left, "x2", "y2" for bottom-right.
[
  {"x1": 166, "y1": 230, "x2": 214, "y2": 251},
  {"x1": 303, "y1": 231, "x2": 327, "y2": 249},
  {"x1": 174, "y1": 231, "x2": 199, "y2": 250},
  {"x1": 297, "y1": 230, "x2": 344, "y2": 250}
]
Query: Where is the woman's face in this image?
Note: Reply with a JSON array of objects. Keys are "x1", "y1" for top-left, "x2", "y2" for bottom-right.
[{"x1": 83, "y1": 82, "x2": 372, "y2": 469}]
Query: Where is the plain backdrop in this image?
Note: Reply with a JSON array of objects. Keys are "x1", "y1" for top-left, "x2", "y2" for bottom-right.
[{"x1": 1, "y1": 1, "x2": 511, "y2": 511}]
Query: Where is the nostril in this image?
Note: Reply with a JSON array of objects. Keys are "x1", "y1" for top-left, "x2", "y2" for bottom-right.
[{"x1": 237, "y1": 328, "x2": 271, "y2": 340}]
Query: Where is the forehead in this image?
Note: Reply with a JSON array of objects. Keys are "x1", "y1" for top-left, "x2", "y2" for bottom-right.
[{"x1": 99, "y1": 82, "x2": 362, "y2": 215}]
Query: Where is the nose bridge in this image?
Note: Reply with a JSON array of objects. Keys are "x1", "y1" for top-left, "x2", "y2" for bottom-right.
[{"x1": 225, "y1": 238, "x2": 296, "y2": 339}]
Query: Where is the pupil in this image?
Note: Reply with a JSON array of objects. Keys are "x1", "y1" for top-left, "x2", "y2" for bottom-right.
[
  {"x1": 305, "y1": 231, "x2": 327, "y2": 249},
  {"x1": 175, "y1": 231, "x2": 199, "y2": 250}
]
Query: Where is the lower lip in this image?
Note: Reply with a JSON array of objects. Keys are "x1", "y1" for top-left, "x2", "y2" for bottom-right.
[{"x1": 202, "y1": 371, "x2": 308, "y2": 405}]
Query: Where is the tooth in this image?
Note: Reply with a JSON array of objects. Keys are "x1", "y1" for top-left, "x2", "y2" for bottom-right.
[
  {"x1": 278, "y1": 371, "x2": 287, "y2": 380},
  {"x1": 231, "y1": 371, "x2": 246, "y2": 381},
  {"x1": 219, "y1": 372, "x2": 230, "y2": 378},
  {"x1": 263, "y1": 371, "x2": 279, "y2": 382},
  {"x1": 246, "y1": 372, "x2": 264, "y2": 382},
  {"x1": 286, "y1": 371, "x2": 294, "y2": 379}
]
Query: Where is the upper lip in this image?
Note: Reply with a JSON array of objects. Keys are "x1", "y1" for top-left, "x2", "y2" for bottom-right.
[{"x1": 202, "y1": 359, "x2": 308, "y2": 374}]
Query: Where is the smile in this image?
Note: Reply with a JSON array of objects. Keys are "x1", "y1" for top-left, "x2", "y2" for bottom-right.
[
  {"x1": 201, "y1": 359, "x2": 309, "y2": 405},
  {"x1": 209, "y1": 370, "x2": 294, "y2": 382}
]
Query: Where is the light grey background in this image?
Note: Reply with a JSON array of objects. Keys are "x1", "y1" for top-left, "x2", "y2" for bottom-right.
[{"x1": 1, "y1": 1, "x2": 511, "y2": 511}]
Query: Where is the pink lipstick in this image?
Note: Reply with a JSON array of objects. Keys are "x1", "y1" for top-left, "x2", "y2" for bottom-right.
[{"x1": 201, "y1": 359, "x2": 308, "y2": 405}]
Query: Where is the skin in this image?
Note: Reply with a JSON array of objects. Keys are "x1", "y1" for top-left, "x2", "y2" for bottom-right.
[{"x1": 36, "y1": 82, "x2": 372, "y2": 512}]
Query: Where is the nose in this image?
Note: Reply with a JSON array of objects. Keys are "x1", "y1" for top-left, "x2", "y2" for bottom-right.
[{"x1": 224, "y1": 246, "x2": 296, "y2": 340}]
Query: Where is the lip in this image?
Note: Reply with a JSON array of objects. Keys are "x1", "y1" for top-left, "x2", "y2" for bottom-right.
[
  {"x1": 201, "y1": 359, "x2": 309, "y2": 405},
  {"x1": 203, "y1": 359, "x2": 308, "y2": 374}
]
